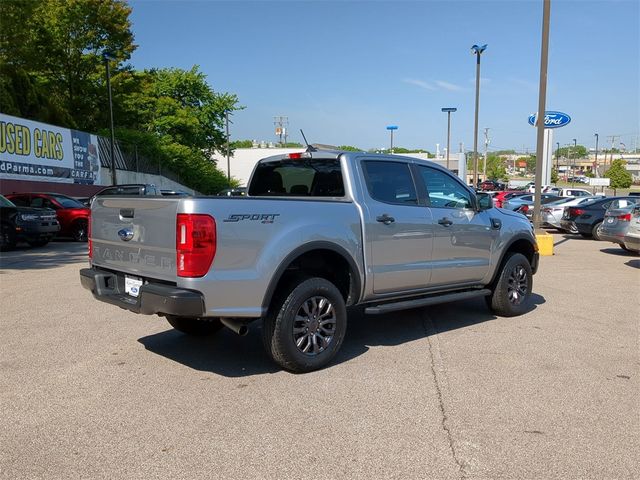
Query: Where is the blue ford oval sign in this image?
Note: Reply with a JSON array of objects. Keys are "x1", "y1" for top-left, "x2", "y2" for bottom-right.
[{"x1": 528, "y1": 111, "x2": 571, "y2": 128}]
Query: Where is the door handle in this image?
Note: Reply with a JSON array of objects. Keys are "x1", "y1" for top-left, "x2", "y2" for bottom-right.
[
  {"x1": 437, "y1": 217, "x2": 453, "y2": 227},
  {"x1": 376, "y1": 214, "x2": 395, "y2": 225}
]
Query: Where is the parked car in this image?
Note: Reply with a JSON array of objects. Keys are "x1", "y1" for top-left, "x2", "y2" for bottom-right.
[
  {"x1": 622, "y1": 204, "x2": 640, "y2": 253},
  {"x1": 542, "y1": 196, "x2": 600, "y2": 232},
  {"x1": 81, "y1": 184, "x2": 160, "y2": 206},
  {"x1": 478, "y1": 180, "x2": 506, "y2": 191},
  {"x1": 217, "y1": 187, "x2": 247, "y2": 196},
  {"x1": 494, "y1": 191, "x2": 527, "y2": 208},
  {"x1": 81, "y1": 147, "x2": 539, "y2": 373},
  {"x1": 503, "y1": 194, "x2": 561, "y2": 211},
  {"x1": 160, "y1": 189, "x2": 190, "y2": 197},
  {"x1": 6, "y1": 192, "x2": 90, "y2": 241},
  {"x1": 597, "y1": 200, "x2": 640, "y2": 251},
  {"x1": 561, "y1": 196, "x2": 639, "y2": 240},
  {"x1": 0, "y1": 194, "x2": 60, "y2": 250}
]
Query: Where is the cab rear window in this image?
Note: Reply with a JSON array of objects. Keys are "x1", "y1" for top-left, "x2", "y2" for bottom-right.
[{"x1": 248, "y1": 159, "x2": 344, "y2": 197}]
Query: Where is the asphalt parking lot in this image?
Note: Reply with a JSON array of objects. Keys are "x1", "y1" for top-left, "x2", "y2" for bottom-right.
[{"x1": 1, "y1": 234, "x2": 638, "y2": 480}]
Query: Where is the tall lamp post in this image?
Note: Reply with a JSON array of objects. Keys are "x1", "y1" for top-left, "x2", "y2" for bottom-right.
[
  {"x1": 572, "y1": 138, "x2": 577, "y2": 185},
  {"x1": 471, "y1": 44, "x2": 487, "y2": 187},
  {"x1": 103, "y1": 51, "x2": 117, "y2": 186},
  {"x1": 386, "y1": 125, "x2": 398, "y2": 154},
  {"x1": 594, "y1": 133, "x2": 599, "y2": 177},
  {"x1": 555, "y1": 141, "x2": 560, "y2": 174},
  {"x1": 441, "y1": 107, "x2": 457, "y2": 171}
]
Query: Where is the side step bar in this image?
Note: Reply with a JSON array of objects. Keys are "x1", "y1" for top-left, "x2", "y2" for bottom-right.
[{"x1": 364, "y1": 289, "x2": 491, "y2": 315}]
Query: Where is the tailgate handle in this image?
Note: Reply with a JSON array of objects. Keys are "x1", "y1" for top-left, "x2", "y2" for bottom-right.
[{"x1": 120, "y1": 208, "x2": 134, "y2": 218}]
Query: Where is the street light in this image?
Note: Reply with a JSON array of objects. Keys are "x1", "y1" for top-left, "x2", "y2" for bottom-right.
[
  {"x1": 471, "y1": 44, "x2": 487, "y2": 187},
  {"x1": 102, "y1": 50, "x2": 117, "y2": 186},
  {"x1": 572, "y1": 138, "x2": 577, "y2": 185},
  {"x1": 386, "y1": 125, "x2": 398, "y2": 154},
  {"x1": 594, "y1": 133, "x2": 599, "y2": 177},
  {"x1": 555, "y1": 141, "x2": 560, "y2": 174},
  {"x1": 441, "y1": 107, "x2": 457, "y2": 171}
]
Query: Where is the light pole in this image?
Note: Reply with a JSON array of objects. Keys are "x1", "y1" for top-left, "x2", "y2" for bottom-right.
[
  {"x1": 471, "y1": 43, "x2": 487, "y2": 187},
  {"x1": 386, "y1": 125, "x2": 398, "y2": 154},
  {"x1": 103, "y1": 51, "x2": 117, "y2": 185},
  {"x1": 594, "y1": 133, "x2": 599, "y2": 177},
  {"x1": 555, "y1": 141, "x2": 560, "y2": 175},
  {"x1": 572, "y1": 138, "x2": 577, "y2": 185},
  {"x1": 441, "y1": 108, "x2": 457, "y2": 171}
]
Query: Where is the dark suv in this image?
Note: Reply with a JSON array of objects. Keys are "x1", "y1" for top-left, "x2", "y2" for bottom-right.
[
  {"x1": 6, "y1": 193, "x2": 90, "y2": 242},
  {"x1": 0, "y1": 195, "x2": 60, "y2": 250}
]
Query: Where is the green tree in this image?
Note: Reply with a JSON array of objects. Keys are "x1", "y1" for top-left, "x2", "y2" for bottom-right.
[
  {"x1": 604, "y1": 159, "x2": 632, "y2": 194},
  {"x1": 0, "y1": 0, "x2": 136, "y2": 130},
  {"x1": 557, "y1": 145, "x2": 587, "y2": 159},
  {"x1": 551, "y1": 168, "x2": 559, "y2": 183},
  {"x1": 485, "y1": 154, "x2": 507, "y2": 180},
  {"x1": 338, "y1": 145, "x2": 362, "y2": 152},
  {"x1": 230, "y1": 140, "x2": 254, "y2": 149}
]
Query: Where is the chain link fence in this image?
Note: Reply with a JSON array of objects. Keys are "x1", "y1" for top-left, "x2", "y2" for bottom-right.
[{"x1": 97, "y1": 136, "x2": 183, "y2": 184}]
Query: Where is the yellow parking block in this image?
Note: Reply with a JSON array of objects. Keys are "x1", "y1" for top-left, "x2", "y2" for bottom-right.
[{"x1": 535, "y1": 232, "x2": 554, "y2": 256}]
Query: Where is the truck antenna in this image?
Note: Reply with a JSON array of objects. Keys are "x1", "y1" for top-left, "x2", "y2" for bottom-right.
[{"x1": 300, "y1": 129, "x2": 316, "y2": 152}]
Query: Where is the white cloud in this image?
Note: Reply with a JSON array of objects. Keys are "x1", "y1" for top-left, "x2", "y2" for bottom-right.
[
  {"x1": 435, "y1": 80, "x2": 464, "y2": 92},
  {"x1": 403, "y1": 78, "x2": 436, "y2": 91}
]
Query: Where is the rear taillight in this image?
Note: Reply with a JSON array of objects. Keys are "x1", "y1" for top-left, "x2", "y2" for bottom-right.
[
  {"x1": 88, "y1": 212, "x2": 92, "y2": 259},
  {"x1": 176, "y1": 214, "x2": 216, "y2": 277},
  {"x1": 617, "y1": 213, "x2": 632, "y2": 222},
  {"x1": 521, "y1": 205, "x2": 529, "y2": 212},
  {"x1": 569, "y1": 208, "x2": 585, "y2": 217}
]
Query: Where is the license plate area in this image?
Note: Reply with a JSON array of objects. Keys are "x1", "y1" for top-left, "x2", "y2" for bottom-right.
[{"x1": 125, "y1": 275, "x2": 143, "y2": 297}]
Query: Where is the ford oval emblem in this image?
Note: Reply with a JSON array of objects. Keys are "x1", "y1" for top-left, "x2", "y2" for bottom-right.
[
  {"x1": 117, "y1": 228, "x2": 134, "y2": 241},
  {"x1": 528, "y1": 111, "x2": 571, "y2": 128}
]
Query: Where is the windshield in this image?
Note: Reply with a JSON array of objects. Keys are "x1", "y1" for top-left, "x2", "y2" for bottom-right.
[
  {"x1": 49, "y1": 194, "x2": 85, "y2": 208},
  {"x1": 0, "y1": 195, "x2": 16, "y2": 208}
]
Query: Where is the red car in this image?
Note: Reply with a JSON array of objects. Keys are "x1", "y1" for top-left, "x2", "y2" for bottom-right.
[
  {"x1": 493, "y1": 190, "x2": 526, "y2": 209},
  {"x1": 6, "y1": 192, "x2": 90, "y2": 241}
]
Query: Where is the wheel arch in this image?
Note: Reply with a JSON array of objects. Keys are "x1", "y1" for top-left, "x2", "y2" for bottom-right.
[
  {"x1": 261, "y1": 242, "x2": 362, "y2": 313},
  {"x1": 489, "y1": 235, "x2": 538, "y2": 287}
]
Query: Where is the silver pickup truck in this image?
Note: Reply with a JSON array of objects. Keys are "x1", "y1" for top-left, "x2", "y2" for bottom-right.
[{"x1": 81, "y1": 147, "x2": 539, "y2": 372}]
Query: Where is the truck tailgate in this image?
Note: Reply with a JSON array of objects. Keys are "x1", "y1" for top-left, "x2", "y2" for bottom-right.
[{"x1": 90, "y1": 197, "x2": 179, "y2": 281}]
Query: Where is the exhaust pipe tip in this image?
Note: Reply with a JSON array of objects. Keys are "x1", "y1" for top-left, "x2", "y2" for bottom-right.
[{"x1": 220, "y1": 317, "x2": 249, "y2": 336}]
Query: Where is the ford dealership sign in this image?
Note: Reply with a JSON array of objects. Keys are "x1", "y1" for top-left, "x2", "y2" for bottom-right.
[{"x1": 528, "y1": 111, "x2": 571, "y2": 128}]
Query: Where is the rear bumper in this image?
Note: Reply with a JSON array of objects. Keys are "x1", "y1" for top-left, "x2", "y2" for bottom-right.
[
  {"x1": 598, "y1": 231, "x2": 626, "y2": 245},
  {"x1": 16, "y1": 222, "x2": 60, "y2": 240},
  {"x1": 80, "y1": 267, "x2": 205, "y2": 317},
  {"x1": 623, "y1": 235, "x2": 640, "y2": 252}
]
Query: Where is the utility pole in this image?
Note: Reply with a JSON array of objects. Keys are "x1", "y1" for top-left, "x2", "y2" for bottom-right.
[
  {"x1": 483, "y1": 127, "x2": 490, "y2": 180},
  {"x1": 273, "y1": 116, "x2": 289, "y2": 147},
  {"x1": 593, "y1": 133, "x2": 599, "y2": 177}
]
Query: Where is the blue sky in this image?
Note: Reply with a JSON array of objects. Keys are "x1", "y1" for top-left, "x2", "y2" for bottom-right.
[{"x1": 129, "y1": 0, "x2": 639, "y2": 153}]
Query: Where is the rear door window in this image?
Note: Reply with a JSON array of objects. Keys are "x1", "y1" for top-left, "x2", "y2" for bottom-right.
[{"x1": 362, "y1": 161, "x2": 418, "y2": 205}]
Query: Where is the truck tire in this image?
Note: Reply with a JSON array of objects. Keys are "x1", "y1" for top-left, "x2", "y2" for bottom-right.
[
  {"x1": 166, "y1": 316, "x2": 223, "y2": 336},
  {"x1": 486, "y1": 253, "x2": 533, "y2": 317},
  {"x1": 262, "y1": 277, "x2": 347, "y2": 373},
  {"x1": 1, "y1": 223, "x2": 17, "y2": 251},
  {"x1": 72, "y1": 220, "x2": 88, "y2": 242}
]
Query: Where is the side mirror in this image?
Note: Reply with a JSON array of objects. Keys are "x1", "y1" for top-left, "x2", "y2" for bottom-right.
[{"x1": 477, "y1": 192, "x2": 493, "y2": 211}]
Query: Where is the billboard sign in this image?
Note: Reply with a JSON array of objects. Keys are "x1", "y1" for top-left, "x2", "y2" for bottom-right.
[
  {"x1": 0, "y1": 113, "x2": 100, "y2": 185},
  {"x1": 527, "y1": 111, "x2": 571, "y2": 129},
  {"x1": 589, "y1": 177, "x2": 610, "y2": 186}
]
